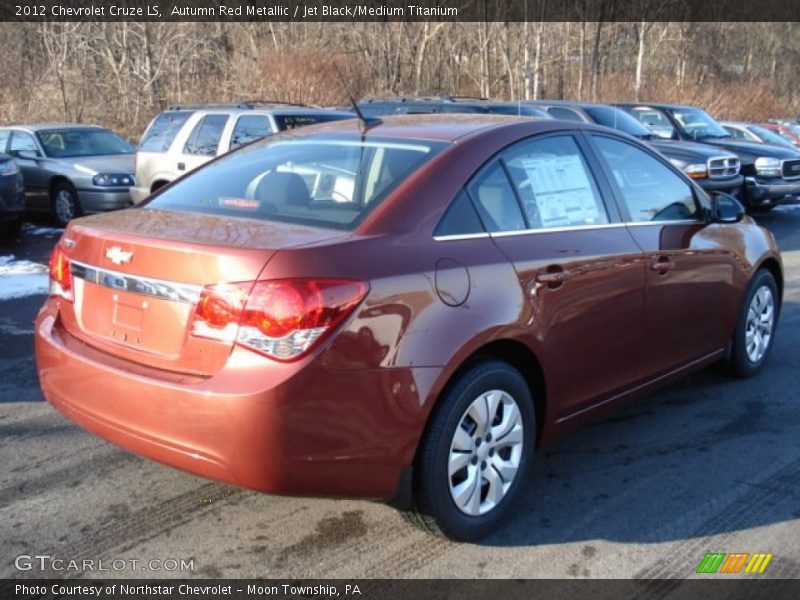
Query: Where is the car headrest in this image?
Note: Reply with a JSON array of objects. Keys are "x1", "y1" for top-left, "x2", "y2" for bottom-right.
[{"x1": 254, "y1": 171, "x2": 311, "y2": 208}]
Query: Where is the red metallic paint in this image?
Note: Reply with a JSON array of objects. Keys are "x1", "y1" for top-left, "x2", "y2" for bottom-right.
[{"x1": 35, "y1": 115, "x2": 783, "y2": 501}]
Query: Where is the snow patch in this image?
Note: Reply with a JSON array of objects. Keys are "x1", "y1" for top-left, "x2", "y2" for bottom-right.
[
  {"x1": 22, "y1": 223, "x2": 64, "y2": 236},
  {"x1": 0, "y1": 255, "x2": 48, "y2": 300}
]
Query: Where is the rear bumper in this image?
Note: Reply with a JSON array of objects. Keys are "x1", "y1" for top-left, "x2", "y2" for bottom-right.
[
  {"x1": 35, "y1": 303, "x2": 431, "y2": 500},
  {"x1": 76, "y1": 189, "x2": 133, "y2": 213},
  {"x1": 744, "y1": 176, "x2": 800, "y2": 205}
]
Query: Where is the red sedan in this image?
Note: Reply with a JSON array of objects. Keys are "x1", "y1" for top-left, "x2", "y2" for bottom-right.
[
  {"x1": 36, "y1": 115, "x2": 782, "y2": 540},
  {"x1": 759, "y1": 122, "x2": 800, "y2": 147}
]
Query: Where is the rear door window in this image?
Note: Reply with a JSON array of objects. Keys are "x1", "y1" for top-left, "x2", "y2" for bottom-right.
[
  {"x1": 231, "y1": 115, "x2": 273, "y2": 149},
  {"x1": 139, "y1": 111, "x2": 193, "y2": 152},
  {"x1": 501, "y1": 135, "x2": 609, "y2": 230},
  {"x1": 183, "y1": 114, "x2": 229, "y2": 156},
  {"x1": 0, "y1": 130, "x2": 9, "y2": 152}
]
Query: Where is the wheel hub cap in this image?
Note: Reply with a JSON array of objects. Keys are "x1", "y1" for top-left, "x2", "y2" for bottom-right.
[
  {"x1": 448, "y1": 389, "x2": 524, "y2": 516},
  {"x1": 745, "y1": 285, "x2": 774, "y2": 364},
  {"x1": 55, "y1": 191, "x2": 75, "y2": 222}
]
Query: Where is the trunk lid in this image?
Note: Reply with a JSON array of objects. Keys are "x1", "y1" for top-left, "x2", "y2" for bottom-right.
[{"x1": 58, "y1": 208, "x2": 349, "y2": 376}]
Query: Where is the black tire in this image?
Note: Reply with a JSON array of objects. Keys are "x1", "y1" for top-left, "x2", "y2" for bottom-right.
[
  {"x1": 410, "y1": 360, "x2": 536, "y2": 541},
  {"x1": 728, "y1": 269, "x2": 779, "y2": 377},
  {"x1": 51, "y1": 182, "x2": 82, "y2": 226}
]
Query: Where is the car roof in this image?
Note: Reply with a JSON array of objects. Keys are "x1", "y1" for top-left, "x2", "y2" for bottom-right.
[
  {"x1": 162, "y1": 106, "x2": 351, "y2": 117},
  {"x1": 276, "y1": 113, "x2": 608, "y2": 144},
  {"x1": 2, "y1": 123, "x2": 106, "y2": 132},
  {"x1": 360, "y1": 95, "x2": 489, "y2": 104},
  {"x1": 530, "y1": 99, "x2": 621, "y2": 111},
  {"x1": 615, "y1": 102, "x2": 695, "y2": 110}
]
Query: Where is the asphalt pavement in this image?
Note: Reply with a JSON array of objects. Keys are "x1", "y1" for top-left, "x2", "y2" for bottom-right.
[{"x1": 1, "y1": 209, "x2": 799, "y2": 581}]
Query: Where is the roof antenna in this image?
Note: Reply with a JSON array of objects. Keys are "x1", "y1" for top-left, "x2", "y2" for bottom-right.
[{"x1": 332, "y1": 61, "x2": 381, "y2": 132}]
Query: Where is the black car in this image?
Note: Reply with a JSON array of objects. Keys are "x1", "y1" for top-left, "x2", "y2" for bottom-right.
[
  {"x1": 0, "y1": 152, "x2": 25, "y2": 237},
  {"x1": 617, "y1": 103, "x2": 800, "y2": 211},
  {"x1": 527, "y1": 100, "x2": 744, "y2": 199},
  {"x1": 356, "y1": 96, "x2": 552, "y2": 119}
]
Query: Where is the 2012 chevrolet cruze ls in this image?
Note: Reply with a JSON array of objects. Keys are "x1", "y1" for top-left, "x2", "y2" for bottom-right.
[{"x1": 35, "y1": 115, "x2": 782, "y2": 541}]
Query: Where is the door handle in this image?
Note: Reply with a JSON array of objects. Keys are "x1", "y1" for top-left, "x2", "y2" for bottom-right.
[
  {"x1": 535, "y1": 268, "x2": 573, "y2": 289},
  {"x1": 650, "y1": 256, "x2": 674, "y2": 274},
  {"x1": 177, "y1": 162, "x2": 185, "y2": 171}
]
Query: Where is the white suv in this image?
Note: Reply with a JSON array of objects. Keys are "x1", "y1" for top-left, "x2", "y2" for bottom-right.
[{"x1": 130, "y1": 102, "x2": 353, "y2": 204}]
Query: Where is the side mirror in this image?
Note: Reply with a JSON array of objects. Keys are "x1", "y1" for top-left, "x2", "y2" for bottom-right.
[{"x1": 708, "y1": 191, "x2": 745, "y2": 224}]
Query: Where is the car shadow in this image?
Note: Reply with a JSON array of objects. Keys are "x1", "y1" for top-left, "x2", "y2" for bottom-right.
[
  {"x1": 752, "y1": 205, "x2": 800, "y2": 252},
  {"x1": 483, "y1": 300, "x2": 800, "y2": 549}
]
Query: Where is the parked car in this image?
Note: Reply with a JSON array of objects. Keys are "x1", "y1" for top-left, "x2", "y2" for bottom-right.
[
  {"x1": 0, "y1": 124, "x2": 135, "y2": 226},
  {"x1": 129, "y1": 102, "x2": 354, "y2": 204},
  {"x1": 617, "y1": 103, "x2": 800, "y2": 211},
  {"x1": 527, "y1": 100, "x2": 743, "y2": 197},
  {"x1": 720, "y1": 121, "x2": 798, "y2": 149},
  {"x1": 758, "y1": 121, "x2": 800, "y2": 148},
  {"x1": 0, "y1": 152, "x2": 25, "y2": 236},
  {"x1": 36, "y1": 115, "x2": 782, "y2": 541},
  {"x1": 357, "y1": 95, "x2": 552, "y2": 119}
]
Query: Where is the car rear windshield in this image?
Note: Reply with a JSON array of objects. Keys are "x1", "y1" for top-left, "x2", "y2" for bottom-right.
[
  {"x1": 144, "y1": 134, "x2": 447, "y2": 230},
  {"x1": 38, "y1": 129, "x2": 134, "y2": 158},
  {"x1": 273, "y1": 113, "x2": 353, "y2": 131},
  {"x1": 139, "y1": 111, "x2": 193, "y2": 152}
]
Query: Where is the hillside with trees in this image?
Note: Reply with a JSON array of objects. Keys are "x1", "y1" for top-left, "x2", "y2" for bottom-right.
[{"x1": 0, "y1": 22, "x2": 797, "y2": 138}]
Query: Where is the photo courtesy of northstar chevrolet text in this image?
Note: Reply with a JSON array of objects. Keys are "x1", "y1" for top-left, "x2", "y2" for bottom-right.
[{"x1": 1, "y1": 0, "x2": 799, "y2": 596}]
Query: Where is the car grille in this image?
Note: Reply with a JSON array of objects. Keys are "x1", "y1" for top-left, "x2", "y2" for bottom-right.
[
  {"x1": 708, "y1": 156, "x2": 740, "y2": 179},
  {"x1": 781, "y1": 159, "x2": 800, "y2": 179}
]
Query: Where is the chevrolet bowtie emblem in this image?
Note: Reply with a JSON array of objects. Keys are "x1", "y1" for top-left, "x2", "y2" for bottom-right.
[{"x1": 105, "y1": 246, "x2": 133, "y2": 265}]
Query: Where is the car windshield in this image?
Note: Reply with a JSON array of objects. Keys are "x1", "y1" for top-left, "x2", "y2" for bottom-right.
[
  {"x1": 38, "y1": 128, "x2": 134, "y2": 158},
  {"x1": 145, "y1": 133, "x2": 447, "y2": 230},
  {"x1": 584, "y1": 106, "x2": 653, "y2": 138},
  {"x1": 668, "y1": 107, "x2": 730, "y2": 140},
  {"x1": 750, "y1": 125, "x2": 795, "y2": 148}
]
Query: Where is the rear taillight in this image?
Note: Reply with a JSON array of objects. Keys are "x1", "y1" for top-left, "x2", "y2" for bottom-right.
[
  {"x1": 49, "y1": 245, "x2": 73, "y2": 301},
  {"x1": 191, "y1": 279, "x2": 368, "y2": 361}
]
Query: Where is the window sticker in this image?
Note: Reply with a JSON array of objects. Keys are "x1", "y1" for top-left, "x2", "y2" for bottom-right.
[
  {"x1": 219, "y1": 197, "x2": 260, "y2": 211},
  {"x1": 519, "y1": 155, "x2": 602, "y2": 228}
]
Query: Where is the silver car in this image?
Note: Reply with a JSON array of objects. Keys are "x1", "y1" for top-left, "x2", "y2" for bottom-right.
[
  {"x1": 130, "y1": 102, "x2": 354, "y2": 204},
  {"x1": 0, "y1": 124, "x2": 135, "y2": 225}
]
